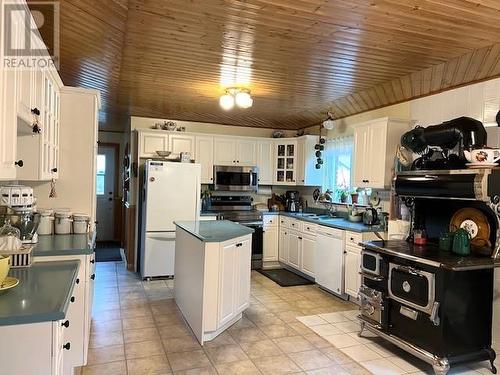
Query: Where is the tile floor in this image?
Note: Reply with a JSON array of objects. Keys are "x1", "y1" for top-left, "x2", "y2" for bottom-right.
[{"x1": 76, "y1": 260, "x2": 499, "y2": 375}]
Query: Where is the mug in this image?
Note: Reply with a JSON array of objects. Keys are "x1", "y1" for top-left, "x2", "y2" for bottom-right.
[
  {"x1": 452, "y1": 228, "x2": 471, "y2": 256},
  {"x1": 469, "y1": 149, "x2": 500, "y2": 164},
  {"x1": 439, "y1": 232, "x2": 454, "y2": 251}
]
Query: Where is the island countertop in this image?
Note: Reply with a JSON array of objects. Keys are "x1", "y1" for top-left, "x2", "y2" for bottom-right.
[
  {"x1": 175, "y1": 220, "x2": 254, "y2": 242},
  {"x1": 33, "y1": 232, "x2": 96, "y2": 257},
  {"x1": 0, "y1": 260, "x2": 80, "y2": 326}
]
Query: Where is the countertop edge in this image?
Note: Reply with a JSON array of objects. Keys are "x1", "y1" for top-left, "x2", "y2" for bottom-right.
[{"x1": 175, "y1": 221, "x2": 254, "y2": 243}]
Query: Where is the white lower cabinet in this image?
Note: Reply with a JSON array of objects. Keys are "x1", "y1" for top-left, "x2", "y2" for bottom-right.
[
  {"x1": 263, "y1": 226, "x2": 279, "y2": 262},
  {"x1": 0, "y1": 319, "x2": 68, "y2": 375},
  {"x1": 288, "y1": 231, "x2": 301, "y2": 269},
  {"x1": 35, "y1": 252, "x2": 95, "y2": 371},
  {"x1": 278, "y1": 227, "x2": 289, "y2": 264},
  {"x1": 344, "y1": 245, "x2": 361, "y2": 299},
  {"x1": 218, "y1": 236, "x2": 251, "y2": 327},
  {"x1": 301, "y1": 234, "x2": 316, "y2": 277}
]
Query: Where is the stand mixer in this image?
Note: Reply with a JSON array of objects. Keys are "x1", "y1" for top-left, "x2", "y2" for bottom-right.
[
  {"x1": 401, "y1": 117, "x2": 488, "y2": 170},
  {"x1": 0, "y1": 185, "x2": 40, "y2": 244}
]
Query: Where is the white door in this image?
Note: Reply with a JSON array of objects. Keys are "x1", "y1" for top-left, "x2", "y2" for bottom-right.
[
  {"x1": 315, "y1": 231, "x2": 344, "y2": 295},
  {"x1": 236, "y1": 139, "x2": 257, "y2": 166},
  {"x1": 367, "y1": 121, "x2": 388, "y2": 188},
  {"x1": 353, "y1": 124, "x2": 369, "y2": 187},
  {"x1": 278, "y1": 228, "x2": 289, "y2": 264},
  {"x1": 196, "y1": 136, "x2": 214, "y2": 184},
  {"x1": 257, "y1": 140, "x2": 274, "y2": 185},
  {"x1": 301, "y1": 235, "x2": 315, "y2": 277},
  {"x1": 169, "y1": 134, "x2": 195, "y2": 158},
  {"x1": 235, "y1": 237, "x2": 252, "y2": 313},
  {"x1": 214, "y1": 138, "x2": 237, "y2": 165},
  {"x1": 218, "y1": 241, "x2": 237, "y2": 327},
  {"x1": 345, "y1": 245, "x2": 361, "y2": 299},
  {"x1": 263, "y1": 226, "x2": 278, "y2": 262},
  {"x1": 288, "y1": 231, "x2": 300, "y2": 269},
  {"x1": 96, "y1": 145, "x2": 117, "y2": 241}
]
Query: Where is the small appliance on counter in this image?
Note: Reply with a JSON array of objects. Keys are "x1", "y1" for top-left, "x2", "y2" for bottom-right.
[
  {"x1": 362, "y1": 207, "x2": 380, "y2": 226},
  {"x1": 0, "y1": 185, "x2": 40, "y2": 244},
  {"x1": 285, "y1": 190, "x2": 300, "y2": 212}
]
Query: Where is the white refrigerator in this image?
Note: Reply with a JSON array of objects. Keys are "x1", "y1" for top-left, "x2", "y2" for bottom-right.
[{"x1": 140, "y1": 161, "x2": 201, "y2": 278}]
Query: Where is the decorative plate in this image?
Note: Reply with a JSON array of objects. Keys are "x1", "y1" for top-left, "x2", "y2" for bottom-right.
[{"x1": 450, "y1": 208, "x2": 490, "y2": 244}]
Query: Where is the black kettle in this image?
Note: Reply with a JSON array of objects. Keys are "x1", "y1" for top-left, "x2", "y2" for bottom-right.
[{"x1": 363, "y1": 207, "x2": 379, "y2": 226}]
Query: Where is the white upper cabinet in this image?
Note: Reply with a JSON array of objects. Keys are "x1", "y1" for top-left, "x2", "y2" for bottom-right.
[
  {"x1": 169, "y1": 134, "x2": 195, "y2": 158},
  {"x1": 274, "y1": 140, "x2": 297, "y2": 185},
  {"x1": 0, "y1": 4, "x2": 63, "y2": 181},
  {"x1": 195, "y1": 136, "x2": 214, "y2": 184},
  {"x1": 236, "y1": 139, "x2": 257, "y2": 166},
  {"x1": 353, "y1": 118, "x2": 410, "y2": 189},
  {"x1": 214, "y1": 137, "x2": 257, "y2": 166},
  {"x1": 257, "y1": 140, "x2": 274, "y2": 185},
  {"x1": 17, "y1": 69, "x2": 62, "y2": 181},
  {"x1": 139, "y1": 132, "x2": 169, "y2": 158},
  {"x1": 214, "y1": 137, "x2": 238, "y2": 165}
]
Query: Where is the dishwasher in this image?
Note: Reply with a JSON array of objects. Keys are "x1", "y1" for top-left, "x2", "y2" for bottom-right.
[{"x1": 315, "y1": 227, "x2": 346, "y2": 298}]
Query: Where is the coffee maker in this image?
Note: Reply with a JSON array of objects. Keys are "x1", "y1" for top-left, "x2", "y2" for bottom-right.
[{"x1": 285, "y1": 191, "x2": 300, "y2": 212}]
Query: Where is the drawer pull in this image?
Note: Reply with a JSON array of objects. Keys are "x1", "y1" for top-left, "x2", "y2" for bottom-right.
[
  {"x1": 70, "y1": 296, "x2": 75, "y2": 303},
  {"x1": 63, "y1": 343, "x2": 71, "y2": 351},
  {"x1": 90, "y1": 274, "x2": 96, "y2": 280},
  {"x1": 76, "y1": 278, "x2": 80, "y2": 284},
  {"x1": 62, "y1": 320, "x2": 70, "y2": 328},
  {"x1": 298, "y1": 236, "x2": 303, "y2": 240},
  {"x1": 236, "y1": 243, "x2": 243, "y2": 247},
  {"x1": 90, "y1": 259, "x2": 95, "y2": 264}
]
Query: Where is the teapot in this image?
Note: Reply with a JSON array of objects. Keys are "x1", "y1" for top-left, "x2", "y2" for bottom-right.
[{"x1": 463, "y1": 148, "x2": 500, "y2": 164}]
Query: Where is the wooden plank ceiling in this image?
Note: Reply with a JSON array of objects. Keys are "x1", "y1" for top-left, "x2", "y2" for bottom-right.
[{"x1": 36, "y1": 0, "x2": 500, "y2": 131}]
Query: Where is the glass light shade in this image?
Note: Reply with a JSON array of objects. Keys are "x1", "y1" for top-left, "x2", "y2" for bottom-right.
[
  {"x1": 235, "y1": 91, "x2": 253, "y2": 108},
  {"x1": 219, "y1": 94, "x2": 235, "y2": 110},
  {"x1": 323, "y1": 119, "x2": 335, "y2": 130}
]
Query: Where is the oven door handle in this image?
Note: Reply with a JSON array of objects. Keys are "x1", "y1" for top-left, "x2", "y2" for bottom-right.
[
  {"x1": 394, "y1": 265, "x2": 422, "y2": 276},
  {"x1": 429, "y1": 301, "x2": 440, "y2": 326},
  {"x1": 359, "y1": 272, "x2": 384, "y2": 282}
]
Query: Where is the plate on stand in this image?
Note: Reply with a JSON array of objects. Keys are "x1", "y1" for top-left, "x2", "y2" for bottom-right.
[{"x1": 0, "y1": 277, "x2": 19, "y2": 291}]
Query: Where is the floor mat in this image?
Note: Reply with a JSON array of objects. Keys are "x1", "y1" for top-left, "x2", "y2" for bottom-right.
[
  {"x1": 258, "y1": 268, "x2": 314, "y2": 287},
  {"x1": 95, "y1": 247, "x2": 123, "y2": 262}
]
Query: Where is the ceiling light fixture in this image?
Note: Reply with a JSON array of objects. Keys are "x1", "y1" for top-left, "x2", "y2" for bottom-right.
[
  {"x1": 220, "y1": 88, "x2": 253, "y2": 110},
  {"x1": 322, "y1": 111, "x2": 335, "y2": 130}
]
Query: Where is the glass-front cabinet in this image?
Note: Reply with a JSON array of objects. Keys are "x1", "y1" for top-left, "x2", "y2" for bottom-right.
[{"x1": 274, "y1": 140, "x2": 297, "y2": 184}]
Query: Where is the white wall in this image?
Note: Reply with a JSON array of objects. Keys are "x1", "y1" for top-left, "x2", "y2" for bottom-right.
[
  {"x1": 33, "y1": 88, "x2": 99, "y2": 227},
  {"x1": 131, "y1": 116, "x2": 296, "y2": 138},
  {"x1": 411, "y1": 78, "x2": 500, "y2": 128}
]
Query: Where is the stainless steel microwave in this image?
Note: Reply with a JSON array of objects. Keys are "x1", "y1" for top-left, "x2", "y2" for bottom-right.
[{"x1": 213, "y1": 166, "x2": 258, "y2": 192}]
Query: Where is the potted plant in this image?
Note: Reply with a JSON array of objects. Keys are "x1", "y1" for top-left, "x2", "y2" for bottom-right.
[
  {"x1": 335, "y1": 188, "x2": 349, "y2": 203},
  {"x1": 350, "y1": 188, "x2": 362, "y2": 204}
]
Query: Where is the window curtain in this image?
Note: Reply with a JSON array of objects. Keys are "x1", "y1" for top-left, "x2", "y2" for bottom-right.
[{"x1": 322, "y1": 136, "x2": 354, "y2": 194}]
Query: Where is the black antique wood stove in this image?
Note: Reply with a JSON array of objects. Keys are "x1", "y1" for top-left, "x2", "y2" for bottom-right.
[{"x1": 358, "y1": 168, "x2": 500, "y2": 375}]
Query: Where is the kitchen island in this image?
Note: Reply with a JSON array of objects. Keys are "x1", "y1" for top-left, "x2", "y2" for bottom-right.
[{"x1": 174, "y1": 220, "x2": 253, "y2": 344}]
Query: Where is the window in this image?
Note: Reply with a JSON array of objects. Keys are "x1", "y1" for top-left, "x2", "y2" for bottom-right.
[
  {"x1": 96, "y1": 154, "x2": 106, "y2": 195},
  {"x1": 322, "y1": 136, "x2": 354, "y2": 201}
]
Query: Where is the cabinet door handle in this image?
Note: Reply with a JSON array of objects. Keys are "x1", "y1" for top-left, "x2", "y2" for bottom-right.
[
  {"x1": 76, "y1": 278, "x2": 80, "y2": 284},
  {"x1": 63, "y1": 343, "x2": 71, "y2": 351},
  {"x1": 31, "y1": 108, "x2": 40, "y2": 116},
  {"x1": 298, "y1": 236, "x2": 303, "y2": 240},
  {"x1": 15, "y1": 160, "x2": 24, "y2": 168},
  {"x1": 90, "y1": 259, "x2": 95, "y2": 264},
  {"x1": 62, "y1": 320, "x2": 70, "y2": 328},
  {"x1": 236, "y1": 243, "x2": 243, "y2": 247},
  {"x1": 70, "y1": 296, "x2": 75, "y2": 303},
  {"x1": 52, "y1": 168, "x2": 58, "y2": 173},
  {"x1": 90, "y1": 274, "x2": 96, "y2": 280}
]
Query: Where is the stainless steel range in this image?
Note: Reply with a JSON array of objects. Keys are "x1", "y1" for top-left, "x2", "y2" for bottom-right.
[{"x1": 208, "y1": 195, "x2": 263, "y2": 269}]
